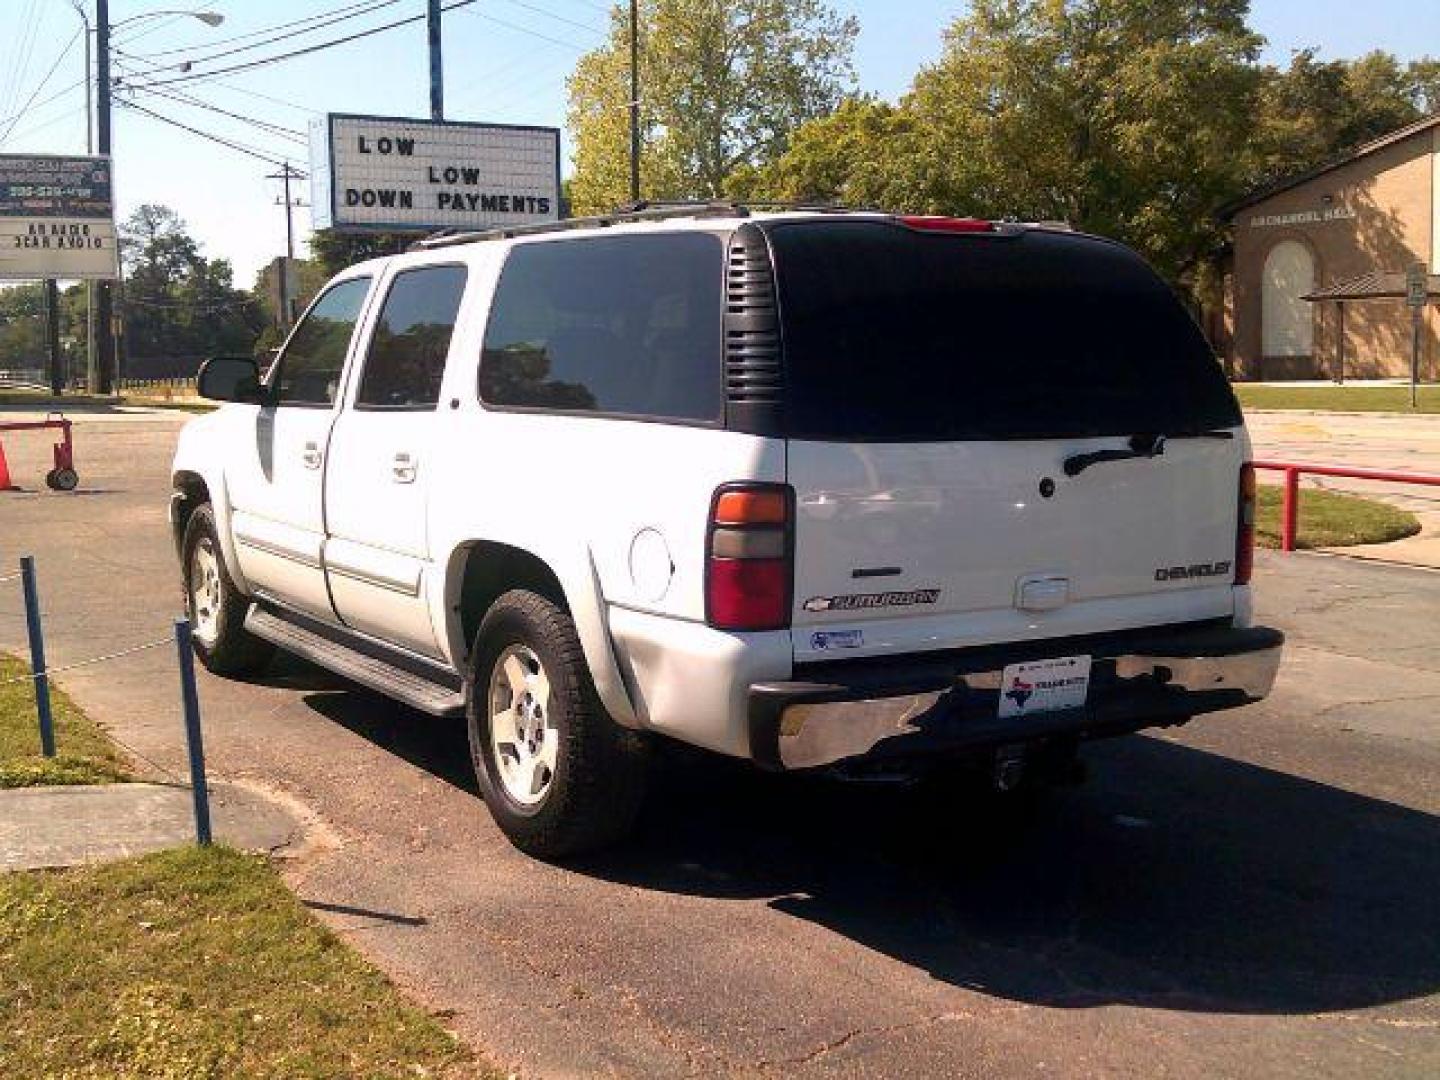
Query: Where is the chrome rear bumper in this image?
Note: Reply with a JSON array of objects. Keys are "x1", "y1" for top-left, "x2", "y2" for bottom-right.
[{"x1": 748, "y1": 624, "x2": 1283, "y2": 771}]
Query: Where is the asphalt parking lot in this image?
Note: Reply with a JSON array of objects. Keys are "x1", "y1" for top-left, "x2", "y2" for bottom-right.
[{"x1": 1, "y1": 407, "x2": 1437, "y2": 1078}]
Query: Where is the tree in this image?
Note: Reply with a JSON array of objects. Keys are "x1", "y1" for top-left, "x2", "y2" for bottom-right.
[
  {"x1": 118, "y1": 204, "x2": 262, "y2": 363},
  {"x1": 567, "y1": 0, "x2": 859, "y2": 214},
  {"x1": 1252, "y1": 50, "x2": 1440, "y2": 186},
  {"x1": 308, "y1": 229, "x2": 414, "y2": 277}
]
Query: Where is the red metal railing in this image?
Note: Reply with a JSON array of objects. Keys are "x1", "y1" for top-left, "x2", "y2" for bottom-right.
[{"x1": 1252, "y1": 460, "x2": 1440, "y2": 551}]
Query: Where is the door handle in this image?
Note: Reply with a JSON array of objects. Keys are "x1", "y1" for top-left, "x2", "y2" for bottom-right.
[
  {"x1": 302, "y1": 441, "x2": 322, "y2": 469},
  {"x1": 392, "y1": 451, "x2": 418, "y2": 484}
]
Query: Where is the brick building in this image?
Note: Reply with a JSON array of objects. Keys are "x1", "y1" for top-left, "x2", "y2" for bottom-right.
[{"x1": 1223, "y1": 113, "x2": 1440, "y2": 381}]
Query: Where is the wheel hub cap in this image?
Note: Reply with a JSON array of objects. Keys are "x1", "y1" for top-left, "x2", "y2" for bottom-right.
[
  {"x1": 487, "y1": 645, "x2": 557, "y2": 806},
  {"x1": 189, "y1": 539, "x2": 222, "y2": 644}
]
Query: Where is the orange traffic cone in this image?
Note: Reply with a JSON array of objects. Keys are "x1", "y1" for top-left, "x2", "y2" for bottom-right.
[{"x1": 0, "y1": 436, "x2": 16, "y2": 492}]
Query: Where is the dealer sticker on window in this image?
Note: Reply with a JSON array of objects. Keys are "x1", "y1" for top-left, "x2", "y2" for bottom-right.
[{"x1": 998, "y1": 655, "x2": 1092, "y2": 719}]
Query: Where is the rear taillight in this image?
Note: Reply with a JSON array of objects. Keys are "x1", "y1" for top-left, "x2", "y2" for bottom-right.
[
  {"x1": 706, "y1": 483, "x2": 793, "y2": 631},
  {"x1": 1235, "y1": 463, "x2": 1256, "y2": 586}
]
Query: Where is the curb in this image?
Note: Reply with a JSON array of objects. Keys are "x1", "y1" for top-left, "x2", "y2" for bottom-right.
[{"x1": 1242, "y1": 408, "x2": 1439, "y2": 419}]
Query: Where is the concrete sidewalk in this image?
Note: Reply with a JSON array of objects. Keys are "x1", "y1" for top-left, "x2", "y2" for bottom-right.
[{"x1": 0, "y1": 781, "x2": 306, "y2": 871}]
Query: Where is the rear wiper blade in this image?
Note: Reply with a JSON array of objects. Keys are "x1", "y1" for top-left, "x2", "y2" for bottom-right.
[{"x1": 1063, "y1": 429, "x2": 1233, "y2": 477}]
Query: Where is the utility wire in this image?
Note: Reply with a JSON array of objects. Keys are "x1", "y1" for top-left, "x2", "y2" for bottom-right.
[
  {"x1": 463, "y1": 6, "x2": 591, "y2": 52},
  {"x1": 132, "y1": 0, "x2": 404, "y2": 70},
  {"x1": 135, "y1": 0, "x2": 400, "y2": 59},
  {"x1": 0, "y1": 77, "x2": 87, "y2": 133},
  {"x1": 117, "y1": 98, "x2": 292, "y2": 167},
  {"x1": 119, "y1": 0, "x2": 483, "y2": 91},
  {"x1": 116, "y1": 70, "x2": 309, "y2": 147},
  {"x1": 0, "y1": 29, "x2": 85, "y2": 146}
]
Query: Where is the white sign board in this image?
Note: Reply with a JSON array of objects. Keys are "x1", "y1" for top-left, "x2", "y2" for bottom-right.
[
  {"x1": 310, "y1": 113, "x2": 560, "y2": 233},
  {"x1": 0, "y1": 153, "x2": 119, "y2": 281}
]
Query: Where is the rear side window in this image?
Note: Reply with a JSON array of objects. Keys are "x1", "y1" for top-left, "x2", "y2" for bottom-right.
[
  {"x1": 355, "y1": 265, "x2": 468, "y2": 410},
  {"x1": 479, "y1": 233, "x2": 723, "y2": 422},
  {"x1": 273, "y1": 277, "x2": 371, "y2": 407},
  {"x1": 767, "y1": 222, "x2": 1241, "y2": 441}
]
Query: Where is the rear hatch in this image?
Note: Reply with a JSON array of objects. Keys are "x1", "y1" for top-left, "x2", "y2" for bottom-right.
[{"x1": 764, "y1": 219, "x2": 1247, "y2": 662}]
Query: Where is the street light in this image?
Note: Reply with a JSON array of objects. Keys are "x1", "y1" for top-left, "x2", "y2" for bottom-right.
[
  {"x1": 82, "y1": 3, "x2": 225, "y2": 393},
  {"x1": 113, "y1": 10, "x2": 225, "y2": 29}
]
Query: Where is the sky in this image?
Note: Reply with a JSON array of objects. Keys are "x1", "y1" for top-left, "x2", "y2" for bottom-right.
[{"x1": 2, "y1": 0, "x2": 1438, "y2": 287}]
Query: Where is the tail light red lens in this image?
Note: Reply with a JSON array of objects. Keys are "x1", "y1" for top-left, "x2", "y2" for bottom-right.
[
  {"x1": 899, "y1": 215, "x2": 996, "y2": 234},
  {"x1": 1235, "y1": 463, "x2": 1256, "y2": 586},
  {"x1": 706, "y1": 483, "x2": 792, "y2": 632}
]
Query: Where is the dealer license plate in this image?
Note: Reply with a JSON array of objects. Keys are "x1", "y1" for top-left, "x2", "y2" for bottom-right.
[{"x1": 998, "y1": 655, "x2": 1092, "y2": 719}]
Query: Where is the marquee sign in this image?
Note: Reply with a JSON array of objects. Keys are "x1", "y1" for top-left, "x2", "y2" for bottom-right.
[
  {"x1": 309, "y1": 113, "x2": 560, "y2": 233},
  {"x1": 0, "y1": 153, "x2": 119, "y2": 281}
]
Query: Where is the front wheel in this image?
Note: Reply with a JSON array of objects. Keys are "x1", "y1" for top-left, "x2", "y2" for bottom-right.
[
  {"x1": 181, "y1": 503, "x2": 274, "y2": 676},
  {"x1": 468, "y1": 589, "x2": 647, "y2": 859}
]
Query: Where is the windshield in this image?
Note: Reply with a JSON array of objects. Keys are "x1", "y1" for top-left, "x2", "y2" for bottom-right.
[{"x1": 767, "y1": 221, "x2": 1241, "y2": 442}]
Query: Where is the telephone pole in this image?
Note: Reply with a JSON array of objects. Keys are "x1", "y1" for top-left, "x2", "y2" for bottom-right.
[
  {"x1": 428, "y1": 0, "x2": 444, "y2": 121},
  {"x1": 629, "y1": 0, "x2": 640, "y2": 203},
  {"x1": 94, "y1": 0, "x2": 115, "y2": 394},
  {"x1": 266, "y1": 162, "x2": 306, "y2": 329}
]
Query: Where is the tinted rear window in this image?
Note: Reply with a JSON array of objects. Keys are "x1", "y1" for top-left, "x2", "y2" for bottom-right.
[
  {"x1": 479, "y1": 233, "x2": 724, "y2": 422},
  {"x1": 768, "y1": 222, "x2": 1240, "y2": 441}
]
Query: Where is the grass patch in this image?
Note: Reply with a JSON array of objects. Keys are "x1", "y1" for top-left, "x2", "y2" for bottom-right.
[
  {"x1": 0, "y1": 845, "x2": 474, "y2": 1078},
  {"x1": 0, "y1": 390, "x2": 213, "y2": 413},
  {"x1": 1234, "y1": 384, "x2": 1440, "y2": 414},
  {"x1": 0, "y1": 653, "x2": 130, "y2": 787},
  {"x1": 1256, "y1": 485, "x2": 1422, "y2": 549}
]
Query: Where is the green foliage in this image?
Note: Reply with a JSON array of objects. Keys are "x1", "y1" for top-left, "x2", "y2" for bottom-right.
[
  {"x1": 567, "y1": 0, "x2": 858, "y2": 214},
  {"x1": 0, "y1": 653, "x2": 130, "y2": 788},
  {"x1": 0, "y1": 846, "x2": 475, "y2": 1078},
  {"x1": 1252, "y1": 49, "x2": 1440, "y2": 186},
  {"x1": 119, "y1": 204, "x2": 264, "y2": 362},
  {"x1": 736, "y1": 1, "x2": 1439, "y2": 303},
  {"x1": 308, "y1": 228, "x2": 414, "y2": 277},
  {"x1": 1234, "y1": 384, "x2": 1440, "y2": 414},
  {"x1": 1255, "y1": 485, "x2": 1421, "y2": 549}
]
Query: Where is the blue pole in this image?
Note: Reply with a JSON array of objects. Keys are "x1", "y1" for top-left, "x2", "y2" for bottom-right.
[
  {"x1": 20, "y1": 556, "x2": 56, "y2": 758},
  {"x1": 173, "y1": 618, "x2": 212, "y2": 846}
]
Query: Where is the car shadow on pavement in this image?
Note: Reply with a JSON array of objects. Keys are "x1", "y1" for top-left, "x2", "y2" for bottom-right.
[
  {"x1": 300, "y1": 687, "x2": 480, "y2": 795},
  {"x1": 582, "y1": 735, "x2": 1440, "y2": 1018},
  {"x1": 292, "y1": 682, "x2": 1440, "y2": 1018}
]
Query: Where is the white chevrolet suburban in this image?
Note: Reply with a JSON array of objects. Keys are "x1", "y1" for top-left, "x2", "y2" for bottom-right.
[{"x1": 172, "y1": 204, "x2": 1283, "y2": 857}]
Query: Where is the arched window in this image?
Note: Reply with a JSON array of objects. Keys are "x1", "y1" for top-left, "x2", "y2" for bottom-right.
[{"x1": 1261, "y1": 240, "x2": 1315, "y2": 357}]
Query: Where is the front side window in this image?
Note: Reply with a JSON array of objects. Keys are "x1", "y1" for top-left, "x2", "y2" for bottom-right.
[
  {"x1": 272, "y1": 277, "x2": 371, "y2": 406},
  {"x1": 478, "y1": 233, "x2": 723, "y2": 422},
  {"x1": 355, "y1": 265, "x2": 468, "y2": 410}
]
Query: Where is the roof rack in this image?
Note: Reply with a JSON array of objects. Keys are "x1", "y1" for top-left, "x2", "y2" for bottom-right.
[{"x1": 408, "y1": 200, "x2": 867, "y2": 251}]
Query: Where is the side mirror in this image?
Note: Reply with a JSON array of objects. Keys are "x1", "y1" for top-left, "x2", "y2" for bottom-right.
[{"x1": 197, "y1": 356, "x2": 264, "y2": 403}]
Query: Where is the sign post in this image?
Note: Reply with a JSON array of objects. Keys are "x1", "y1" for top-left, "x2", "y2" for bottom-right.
[
  {"x1": 310, "y1": 114, "x2": 560, "y2": 235},
  {"x1": 1406, "y1": 262, "x2": 1427, "y2": 409}
]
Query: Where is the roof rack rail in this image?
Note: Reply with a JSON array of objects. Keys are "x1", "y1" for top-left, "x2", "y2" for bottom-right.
[
  {"x1": 409, "y1": 201, "x2": 742, "y2": 251},
  {"x1": 408, "y1": 200, "x2": 873, "y2": 251}
]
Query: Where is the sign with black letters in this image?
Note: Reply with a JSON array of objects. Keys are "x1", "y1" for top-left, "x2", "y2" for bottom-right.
[
  {"x1": 310, "y1": 113, "x2": 560, "y2": 233},
  {"x1": 0, "y1": 153, "x2": 119, "y2": 281}
]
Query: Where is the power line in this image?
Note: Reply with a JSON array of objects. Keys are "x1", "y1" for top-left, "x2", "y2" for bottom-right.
[
  {"x1": 116, "y1": 98, "x2": 292, "y2": 167},
  {"x1": 134, "y1": 0, "x2": 400, "y2": 59},
  {"x1": 462, "y1": 6, "x2": 592, "y2": 52},
  {"x1": 0, "y1": 77, "x2": 86, "y2": 137},
  {"x1": 0, "y1": 29, "x2": 82, "y2": 147},
  {"x1": 114, "y1": 64, "x2": 309, "y2": 147},
  {"x1": 132, "y1": 1, "x2": 405, "y2": 70},
  {"x1": 119, "y1": 0, "x2": 484, "y2": 91},
  {"x1": 493, "y1": 0, "x2": 607, "y2": 39}
]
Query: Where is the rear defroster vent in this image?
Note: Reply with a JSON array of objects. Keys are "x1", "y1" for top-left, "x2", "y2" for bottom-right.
[{"x1": 724, "y1": 224, "x2": 784, "y2": 435}]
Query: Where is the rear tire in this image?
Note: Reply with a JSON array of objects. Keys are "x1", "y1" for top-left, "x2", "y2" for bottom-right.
[
  {"x1": 180, "y1": 503, "x2": 274, "y2": 677},
  {"x1": 467, "y1": 589, "x2": 648, "y2": 859}
]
